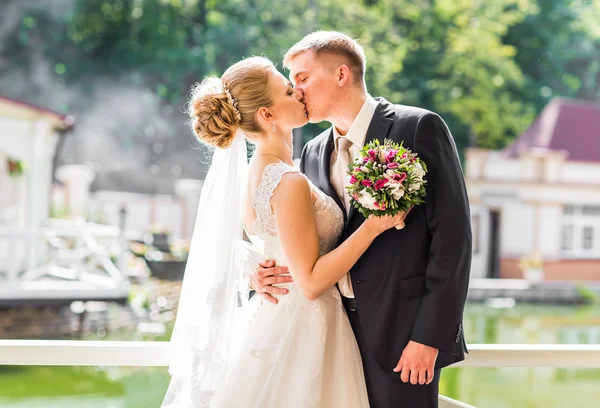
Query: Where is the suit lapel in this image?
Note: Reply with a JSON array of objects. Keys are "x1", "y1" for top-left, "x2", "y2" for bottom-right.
[
  {"x1": 346, "y1": 98, "x2": 395, "y2": 226},
  {"x1": 318, "y1": 128, "x2": 347, "y2": 222}
]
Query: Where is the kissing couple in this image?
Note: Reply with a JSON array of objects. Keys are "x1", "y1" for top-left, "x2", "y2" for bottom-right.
[{"x1": 162, "y1": 31, "x2": 472, "y2": 408}]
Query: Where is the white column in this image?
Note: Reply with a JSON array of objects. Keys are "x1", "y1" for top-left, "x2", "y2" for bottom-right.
[
  {"x1": 468, "y1": 204, "x2": 489, "y2": 279},
  {"x1": 502, "y1": 201, "x2": 535, "y2": 256},
  {"x1": 538, "y1": 203, "x2": 562, "y2": 259},
  {"x1": 464, "y1": 148, "x2": 487, "y2": 180},
  {"x1": 174, "y1": 179, "x2": 204, "y2": 241},
  {"x1": 543, "y1": 150, "x2": 568, "y2": 183},
  {"x1": 55, "y1": 164, "x2": 96, "y2": 218},
  {"x1": 37, "y1": 132, "x2": 60, "y2": 222},
  {"x1": 519, "y1": 155, "x2": 538, "y2": 182},
  {"x1": 26, "y1": 121, "x2": 56, "y2": 271}
]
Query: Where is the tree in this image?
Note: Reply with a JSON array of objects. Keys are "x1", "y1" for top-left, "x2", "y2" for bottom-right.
[
  {"x1": 2, "y1": 0, "x2": 598, "y2": 172},
  {"x1": 504, "y1": 0, "x2": 600, "y2": 111}
]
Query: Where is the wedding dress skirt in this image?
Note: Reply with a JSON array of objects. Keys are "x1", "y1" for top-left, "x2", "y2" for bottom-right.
[
  {"x1": 215, "y1": 163, "x2": 369, "y2": 407},
  {"x1": 213, "y1": 284, "x2": 369, "y2": 407}
]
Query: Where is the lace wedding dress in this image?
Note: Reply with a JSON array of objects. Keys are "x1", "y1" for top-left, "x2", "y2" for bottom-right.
[{"x1": 213, "y1": 162, "x2": 369, "y2": 407}]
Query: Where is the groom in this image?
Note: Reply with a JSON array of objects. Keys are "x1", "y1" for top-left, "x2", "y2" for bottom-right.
[{"x1": 252, "y1": 31, "x2": 472, "y2": 407}]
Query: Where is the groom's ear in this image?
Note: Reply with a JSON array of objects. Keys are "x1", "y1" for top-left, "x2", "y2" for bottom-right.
[{"x1": 336, "y1": 64, "x2": 351, "y2": 87}]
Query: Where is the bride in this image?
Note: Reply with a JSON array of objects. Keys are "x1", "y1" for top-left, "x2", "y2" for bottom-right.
[{"x1": 161, "y1": 56, "x2": 409, "y2": 408}]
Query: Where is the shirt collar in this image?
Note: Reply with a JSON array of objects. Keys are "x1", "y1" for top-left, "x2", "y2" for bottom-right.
[{"x1": 332, "y1": 95, "x2": 378, "y2": 149}]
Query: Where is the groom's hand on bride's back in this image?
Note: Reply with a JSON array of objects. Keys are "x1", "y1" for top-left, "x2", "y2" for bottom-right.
[{"x1": 251, "y1": 260, "x2": 293, "y2": 304}]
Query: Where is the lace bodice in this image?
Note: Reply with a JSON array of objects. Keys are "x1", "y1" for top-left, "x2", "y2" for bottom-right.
[{"x1": 251, "y1": 162, "x2": 344, "y2": 263}]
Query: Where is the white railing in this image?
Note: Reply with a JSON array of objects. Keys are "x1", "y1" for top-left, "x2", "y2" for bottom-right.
[
  {"x1": 1, "y1": 341, "x2": 599, "y2": 368},
  {"x1": 1, "y1": 341, "x2": 599, "y2": 408}
]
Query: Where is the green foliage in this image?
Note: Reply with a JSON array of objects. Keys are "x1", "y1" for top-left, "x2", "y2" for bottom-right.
[
  {"x1": 5, "y1": 0, "x2": 600, "y2": 153},
  {"x1": 0, "y1": 366, "x2": 123, "y2": 398},
  {"x1": 575, "y1": 284, "x2": 600, "y2": 305},
  {"x1": 6, "y1": 158, "x2": 24, "y2": 177},
  {"x1": 504, "y1": 0, "x2": 600, "y2": 112}
]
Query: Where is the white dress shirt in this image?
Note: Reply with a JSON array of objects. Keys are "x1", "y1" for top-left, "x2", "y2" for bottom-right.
[{"x1": 330, "y1": 95, "x2": 378, "y2": 298}]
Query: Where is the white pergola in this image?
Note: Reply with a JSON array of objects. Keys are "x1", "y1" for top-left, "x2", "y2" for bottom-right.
[{"x1": 0, "y1": 95, "x2": 129, "y2": 304}]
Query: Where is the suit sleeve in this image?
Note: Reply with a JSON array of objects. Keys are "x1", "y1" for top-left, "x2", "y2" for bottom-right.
[
  {"x1": 409, "y1": 113, "x2": 472, "y2": 353},
  {"x1": 299, "y1": 142, "x2": 308, "y2": 174}
]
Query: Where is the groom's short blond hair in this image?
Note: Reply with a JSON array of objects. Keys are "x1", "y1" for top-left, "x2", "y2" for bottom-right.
[{"x1": 283, "y1": 31, "x2": 366, "y2": 84}]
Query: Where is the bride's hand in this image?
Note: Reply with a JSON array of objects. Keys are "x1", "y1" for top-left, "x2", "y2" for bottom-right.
[{"x1": 365, "y1": 206, "x2": 413, "y2": 235}]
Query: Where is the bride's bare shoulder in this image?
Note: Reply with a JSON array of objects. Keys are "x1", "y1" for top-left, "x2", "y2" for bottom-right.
[
  {"x1": 247, "y1": 157, "x2": 314, "y2": 205},
  {"x1": 248, "y1": 157, "x2": 300, "y2": 184}
]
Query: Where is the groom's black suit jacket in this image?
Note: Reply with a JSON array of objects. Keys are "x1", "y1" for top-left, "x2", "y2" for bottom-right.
[{"x1": 300, "y1": 98, "x2": 471, "y2": 374}]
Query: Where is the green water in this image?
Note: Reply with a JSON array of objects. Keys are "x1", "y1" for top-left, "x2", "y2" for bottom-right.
[{"x1": 1, "y1": 303, "x2": 599, "y2": 407}]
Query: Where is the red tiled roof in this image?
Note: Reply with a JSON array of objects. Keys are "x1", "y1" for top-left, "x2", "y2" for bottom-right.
[
  {"x1": 0, "y1": 94, "x2": 74, "y2": 129},
  {"x1": 504, "y1": 98, "x2": 600, "y2": 162}
]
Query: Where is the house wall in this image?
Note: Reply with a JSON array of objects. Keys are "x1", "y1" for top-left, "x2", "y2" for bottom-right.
[
  {"x1": 0, "y1": 118, "x2": 59, "y2": 276},
  {"x1": 466, "y1": 148, "x2": 600, "y2": 281},
  {"x1": 562, "y1": 162, "x2": 600, "y2": 184},
  {"x1": 500, "y1": 258, "x2": 600, "y2": 281}
]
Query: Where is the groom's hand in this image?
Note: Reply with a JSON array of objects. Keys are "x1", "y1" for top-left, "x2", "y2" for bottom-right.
[
  {"x1": 393, "y1": 340, "x2": 438, "y2": 385},
  {"x1": 251, "y1": 260, "x2": 293, "y2": 305}
]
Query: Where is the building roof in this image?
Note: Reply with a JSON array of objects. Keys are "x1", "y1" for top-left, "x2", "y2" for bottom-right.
[
  {"x1": 505, "y1": 98, "x2": 600, "y2": 162},
  {"x1": 0, "y1": 94, "x2": 74, "y2": 130}
]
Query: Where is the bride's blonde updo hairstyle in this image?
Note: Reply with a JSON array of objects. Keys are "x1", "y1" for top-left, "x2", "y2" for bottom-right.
[{"x1": 188, "y1": 56, "x2": 277, "y2": 149}]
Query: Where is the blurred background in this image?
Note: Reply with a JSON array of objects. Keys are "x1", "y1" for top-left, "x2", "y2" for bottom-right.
[{"x1": 0, "y1": 0, "x2": 599, "y2": 406}]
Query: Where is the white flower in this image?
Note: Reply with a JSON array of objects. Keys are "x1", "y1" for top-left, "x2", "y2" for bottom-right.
[
  {"x1": 360, "y1": 166, "x2": 370, "y2": 173},
  {"x1": 411, "y1": 162, "x2": 425, "y2": 180},
  {"x1": 408, "y1": 182, "x2": 421, "y2": 193},
  {"x1": 356, "y1": 191, "x2": 378, "y2": 210},
  {"x1": 388, "y1": 182, "x2": 405, "y2": 200}
]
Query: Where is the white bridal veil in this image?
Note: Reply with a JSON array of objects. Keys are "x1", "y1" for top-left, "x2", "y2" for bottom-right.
[{"x1": 162, "y1": 129, "x2": 257, "y2": 408}]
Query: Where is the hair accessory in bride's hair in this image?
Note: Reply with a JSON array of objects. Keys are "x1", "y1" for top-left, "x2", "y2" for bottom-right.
[{"x1": 223, "y1": 83, "x2": 242, "y2": 122}]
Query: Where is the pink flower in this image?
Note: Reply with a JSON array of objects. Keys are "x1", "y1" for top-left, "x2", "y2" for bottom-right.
[
  {"x1": 349, "y1": 175, "x2": 358, "y2": 184},
  {"x1": 387, "y1": 162, "x2": 399, "y2": 169},
  {"x1": 363, "y1": 156, "x2": 370, "y2": 164},
  {"x1": 368, "y1": 149, "x2": 377, "y2": 161},
  {"x1": 385, "y1": 150, "x2": 397, "y2": 163},
  {"x1": 374, "y1": 202, "x2": 387, "y2": 210},
  {"x1": 361, "y1": 180, "x2": 373, "y2": 187},
  {"x1": 401, "y1": 152, "x2": 409, "y2": 159},
  {"x1": 353, "y1": 194, "x2": 359, "y2": 201},
  {"x1": 374, "y1": 179, "x2": 388, "y2": 190},
  {"x1": 393, "y1": 172, "x2": 407, "y2": 183},
  {"x1": 410, "y1": 158, "x2": 416, "y2": 163}
]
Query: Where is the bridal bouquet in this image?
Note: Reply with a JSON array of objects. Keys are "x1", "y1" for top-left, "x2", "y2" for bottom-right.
[{"x1": 346, "y1": 139, "x2": 427, "y2": 226}]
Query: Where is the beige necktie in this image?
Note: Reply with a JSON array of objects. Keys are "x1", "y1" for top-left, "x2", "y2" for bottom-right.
[
  {"x1": 331, "y1": 136, "x2": 355, "y2": 297},
  {"x1": 332, "y1": 136, "x2": 353, "y2": 213}
]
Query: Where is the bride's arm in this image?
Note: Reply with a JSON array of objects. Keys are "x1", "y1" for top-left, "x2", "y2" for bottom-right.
[{"x1": 271, "y1": 172, "x2": 404, "y2": 300}]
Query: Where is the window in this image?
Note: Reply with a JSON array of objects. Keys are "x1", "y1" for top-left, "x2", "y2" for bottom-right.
[
  {"x1": 582, "y1": 227, "x2": 594, "y2": 251},
  {"x1": 582, "y1": 206, "x2": 600, "y2": 216},
  {"x1": 562, "y1": 205, "x2": 600, "y2": 257},
  {"x1": 561, "y1": 226, "x2": 573, "y2": 251}
]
